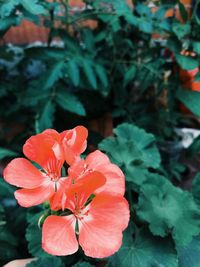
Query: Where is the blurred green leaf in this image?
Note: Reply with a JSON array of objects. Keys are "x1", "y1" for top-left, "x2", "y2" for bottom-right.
[
  {"x1": 0, "y1": 148, "x2": 18, "y2": 160},
  {"x1": 68, "y1": 60, "x2": 80, "y2": 87},
  {"x1": 177, "y1": 235, "x2": 200, "y2": 267},
  {"x1": 177, "y1": 88, "x2": 200, "y2": 117},
  {"x1": 37, "y1": 100, "x2": 55, "y2": 132},
  {"x1": 20, "y1": 0, "x2": 46, "y2": 15},
  {"x1": 175, "y1": 55, "x2": 198, "y2": 70},
  {"x1": 56, "y1": 89, "x2": 86, "y2": 116}
]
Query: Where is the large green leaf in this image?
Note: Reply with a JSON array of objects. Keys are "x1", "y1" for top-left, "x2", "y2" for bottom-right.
[
  {"x1": 177, "y1": 235, "x2": 200, "y2": 267},
  {"x1": 176, "y1": 88, "x2": 200, "y2": 117},
  {"x1": 99, "y1": 123, "x2": 161, "y2": 186},
  {"x1": 26, "y1": 256, "x2": 64, "y2": 267},
  {"x1": 137, "y1": 174, "x2": 200, "y2": 246},
  {"x1": 56, "y1": 89, "x2": 86, "y2": 116},
  {"x1": 108, "y1": 224, "x2": 178, "y2": 267}
]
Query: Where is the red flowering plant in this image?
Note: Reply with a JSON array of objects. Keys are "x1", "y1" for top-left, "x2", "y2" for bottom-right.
[{"x1": 3, "y1": 126, "x2": 130, "y2": 259}]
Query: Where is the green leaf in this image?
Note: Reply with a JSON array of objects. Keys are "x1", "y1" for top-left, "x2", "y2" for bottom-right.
[
  {"x1": 175, "y1": 54, "x2": 198, "y2": 70},
  {"x1": 82, "y1": 59, "x2": 97, "y2": 89},
  {"x1": 26, "y1": 210, "x2": 49, "y2": 257},
  {"x1": 192, "y1": 41, "x2": 200, "y2": 55},
  {"x1": 108, "y1": 224, "x2": 178, "y2": 267},
  {"x1": 37, "y1": 101, "x2": 55, "y2": 132},
  {"x1": 192, "y1": 173, "x2": 200, "y2": 206},
  {"x1": 0, "y1": 148, "x2": 18, "y2": 160},
  {"x1": 26, "y1": 257, "x2": 64, "y2": 267},
  {"x1": 68, "y1": 60, "x2": 80, "y2": 87},
  {"x1": 177, "y1": 235, "x2": 200, "y2": 267},
  {"x1": 0, "y1": 0, "x2": 19, "y2": 18},
  {"x1": 95, "y1": 64, "x2": 109, "y2": 88},
  {"x1": 124, "y1": 65, "x2": 137, "y2": 86},
  {"x1": 56, "y1": 89, "x2": 86, "y2": 116},
  {"x1": 178, "y1": 2, "x2": 188, "y2": 22},
  {"x1": 20, "y1": 0, "x2": 46, "y2": 15},
  {"x1": 72, "y1": 262, "x2": 95, "y2": 267},
  {"x1": 0, "y1": 178, "x2": 15, "y2": 198},
  {"x1": 172, "y1": 22, "x2": 190, "y2": 40},
  {"x1": 176, "y1": 88, "x2": 200, "y2": 117},
  {"x1": 41, "y1": 61, "x2": 65, "y2": 90},
  {"x1": 99, "y1": 123, "x2": 161, "y2": 186},
  {"x1": 137, "y1": 174, "x2": 200, "y2": 246}
]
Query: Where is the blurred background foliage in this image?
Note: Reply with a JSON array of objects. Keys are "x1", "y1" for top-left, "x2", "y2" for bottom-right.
[{"x1": 1, "y1": 0, "x2": 200, "y2": 266}]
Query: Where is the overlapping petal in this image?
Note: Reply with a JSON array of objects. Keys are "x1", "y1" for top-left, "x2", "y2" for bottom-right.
[
  {"x1": 42, "y1": 215, "x2": 78, "y2": 256},
  {"x1": 61, "y1": 126, "x2": 88, "y2": 165},
  {"x1": 14, "y1": 183, "x2": 55, "y2": 207},
  {"x1": 3, "y1": 158, "x2": 45, "y2": 189},
  {"x1": 78, "y1": 192, "x2": 130, "y2": 258},
  {"x1": 23, "y1": 129, "x2": 62, "y2": 171},
  {"x1": 69, "y1": 150, "x2": 125, "y2": 195}
]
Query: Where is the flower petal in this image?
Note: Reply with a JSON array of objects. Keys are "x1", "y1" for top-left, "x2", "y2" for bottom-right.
[
  {"x1": 86, "y1": 150, "x2": 125, "y2": 195},
  {"x1": 42, "y1": 215, "x2": 78, "y2": 256},
  {"x1": 66, "y1": 171, "x2": 106, "y2": 213},
  {"x1": 23, "y1": 130, "x2": 63, "y2": 170},
  {"x1": 14, "y1": 183, "x2": 54, "y2": 207},
  {"x1": 78, "y1": 193, "x2": 130, "y2": 258},
  {"x1": 61, "y1": 126, "x2": 88, "y2": 165},
  {"x1": 49, "y1": 177, "x2": 72, "y2": 211},
  {"x1": 3, "y1": 158, "x2": 45, "y2": 189}
]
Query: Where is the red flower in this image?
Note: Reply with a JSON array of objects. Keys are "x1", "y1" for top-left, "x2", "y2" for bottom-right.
[
  {"x1": 69, "y1": 150, "x2": 125, "y2": 195},
  {"x1": 50, "y1": 150, "x2": 125, "y2": 211},
  {"x1": 3, "y1": 126, "x2": 88, "y2": 208},
  {"x1": 42, "y1": 171, "x2": 130, "y2": 258}
]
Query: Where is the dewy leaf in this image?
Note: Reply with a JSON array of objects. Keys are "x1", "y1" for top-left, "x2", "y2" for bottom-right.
[
  {"x1": 0, "y1": 148, "x2": 18, "y2": 160},
  {"x1": 177, "y1": 235, "x2": 200, "y2": 267},
  {"x1": 55, "y1": 88, "x2": 86, "y2": 116},
  {"x1": 20, "y1": 0, "x2": 46, "y2": 15},
  {"x1": 99, "y1": 123, "x2": 161, "y2": 186},
  {"x1": 137, "y1": 174, "x2": 200, "y2": 246},
  {"x1": 26, "y1": 256, "x2": 64, "y2": 267},
  {"x1": 108, "y1": 223, "x2": 178, "y2": 267},
  {"x1": 176, "y1": 88, "x2": 200, "y2": 117},
  {"x1": 175, "y1": 54, "x2": 198, "y2": 70}
]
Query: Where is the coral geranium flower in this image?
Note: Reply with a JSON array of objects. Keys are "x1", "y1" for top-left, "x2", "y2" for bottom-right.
[
  {"x1": 42, "y1": 171, "x2": 130, "y2": 258},
  {"x1": 68, "y1": 150, "x2": 125, "y2": 195},
  {"x1": 50, "y1": 150, "x2": 125, "y2": 211},
  {"x1": 3, "y1": 126, "x2": 88, "y2": 208}
]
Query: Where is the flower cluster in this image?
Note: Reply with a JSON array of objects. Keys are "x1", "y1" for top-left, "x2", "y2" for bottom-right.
[{"x1": 3, "y1": 126, "x2": 130, "y2": 258}]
